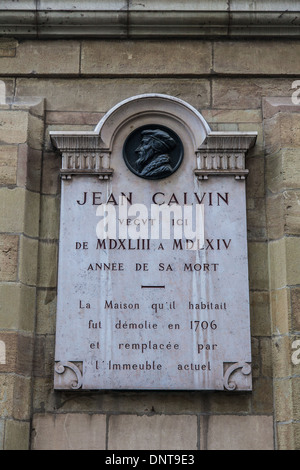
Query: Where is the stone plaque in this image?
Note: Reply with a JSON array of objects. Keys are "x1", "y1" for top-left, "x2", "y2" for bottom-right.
[{"x1": 51, "y1": 94, "x2": 256, "y2": 391}]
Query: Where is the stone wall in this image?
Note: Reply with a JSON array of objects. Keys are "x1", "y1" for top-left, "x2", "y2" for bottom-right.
[{"x1": 0, "y1": 36, "x2": 299, "y2": 450}]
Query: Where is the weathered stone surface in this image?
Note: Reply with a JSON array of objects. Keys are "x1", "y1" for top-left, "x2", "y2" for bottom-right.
[
  {"x1": 0, "y1": 145, "x2": 18, "y2": 184},
  {"x1": 33, "y1": 334, "x2": 55, "y2": 377},
  {"x1": 35, "y1": 288, "x2": 57, "y2": 335},
  {"x1": 0, "y1": 41, "x2": 80, "y2": 75},
  {"x1": 39, "y1": 195, "x2": 60, "y2": 240},
  {"x1": 248, "y1": 242, "x2": 269, "y2": 291},
  {"x1": 18, "y1": 236, "x2": 39, "y2": 286},
  {"x1": 81, "y1": 40, "x2": 212, "y2": 75},
  {"x1": 0, "y1": 419, "x2": 4, "y2": 450},
  {"x1": 0, "y1": 110, "x2": 28, "y2": 144},
  {"x1": 16, "y1": 144, "x2": 42, "y2": 192},
  {"x1": 0, "y1": 186, "x2": 41, "y2": 239},
  {"x1": 212, "y1": 78, "x2": 293, "y2": 109},
  {"x1": 37, "y1": 241, "x2": 58, "y2": 288},
  {"x1": 4, "y1": 420, "x2": 30, "y2": 450},
  {"x1": 0, "y1": 283, "x2": 36, "y2": 331},
  {"x1": 0, "y1": 332, "x2": 34, "y2": 375},
  {"x1": 46, "y1": 111, "x2": 104, "y2": 126},
  {"x1": 31, "y1": 413, "x2": 106, "y2": 450},
  {"x1": 286, "y1": 237, "x2": 300, "y2": 286},
  {"x1": 291, "y1": 287, "x2": 300, "y2": 331},
  {"x1": 12, "y1": 376, "x2": 32, "y2": 420},
  {"x1": 252, "y1": 377, "x2": 273, "y2": 414},
  {"x1": 249, "y1": 291, "x2": 271, "y2": 337},
  {"x1": 269, "y1": 238, "x2": 286, "y2": 290},
  {"x1": 41, "y1": 152, "x2": 61, "y2": 195},
  {"x1": 270, "y1": 288, "x2": 290, "y2": 335},
  {"x1": 272, "y1": 335, "x2": 292, "y2": 379},
  {"x1": 0, "y1": 375, "x2": 14, "y2": 418},
  {"x1": 202, "y1": 415, "x2": 274, "y2": 450},
  {"x1": 108, "y1": 414, "x2": 197, "y2": 450},
  {"x1": 16, "y1": 78, "x2": 211, "y2": 112},
  {"x1": 0, "y1": 234, "x2": 19, "y2": 281},
  {"x1": 274, "y1": 378, "x2": 293, "y2": 423},
  {"x1": 214, "y1": 41, "x2": 300, "y2": 75}
]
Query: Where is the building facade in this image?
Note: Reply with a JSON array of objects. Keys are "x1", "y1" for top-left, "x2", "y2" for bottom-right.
[{"x1": 0, "y1": 1, "x2": 300, "y2": 450}]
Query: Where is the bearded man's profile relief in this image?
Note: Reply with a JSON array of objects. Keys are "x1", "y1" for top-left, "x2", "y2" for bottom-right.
[{"x1": 135, "y1": 129, "x2": 176, "y2": 178}]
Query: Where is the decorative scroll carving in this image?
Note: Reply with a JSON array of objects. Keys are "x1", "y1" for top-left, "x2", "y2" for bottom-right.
[
  {"x1": 55, "y1": 361, "x2": 83, "y2": 390},
  {"x1": 223, "y1": 362, "x2": 252, "y2": 391}
]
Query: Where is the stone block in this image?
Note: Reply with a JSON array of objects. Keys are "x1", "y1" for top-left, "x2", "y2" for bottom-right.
[
  {"x1": 266, "y1": 194, "x2": 284, "y2": 240},
  {"x1": 260, "y1": 337, "x2": 273, "y2": 377},
  {"x1": 16, "y1": 78, "x2": 211, "y2": 112},
  {"x1": 292, "y1": 377, "x2": 300, "y2": 421},
  {"x1": 31, "y1": 413, "x2": 106, "y2": 450},
  {"x1": 269, "y1": 238, "x2": 287, "y2": 290},
  {"x1": 252, "y1": 377, "x2": 273, "y2": 414},
  {"x1": 108, "y1": 414, "x2": 197, "y2": 450},
  {"x1": 270, "y1": 288, "x2": 291, "y2": 335},
  {"x1": 202, "y1": 108, "x2": 262, "y2": 124},
  {"x1": 276, "y1": 422, "x2": 295, "y2": 450},
  {"x1": 0, "y1": 375, "x2": 14, "y2": 418},
  {"x1": 266, "y1": 150, "x2": 283, "y2": 195},
  {"x1": 41, "y1": 152, "x2": 61, "y2": 195},
  {"x1": 214, "y1": 41, "x2": 300, "y2": 75},
  {"x1": 0, "y1": 145, "x2": 18, "y2": 185},
  {"x1": 0, "y1": 38, "x2": 17, "y2": 58},
  {"x1": 46, "y1": 111, "x2": 104, "y2": 126},
  {"x1": 249, "y1": 291, "x2": 271, "y2": 337},
  {"x1": 291, "y1": 287, "x2": 300, "y2": 331},
  {"x1": 0, "y1": 234, "x2": 19, "y2": 281},
  {"x1": 246, "y1": 197, "x2": 266, "y2": 241},
  {"x1": 212, "y1": 78, "x2": 293, "y2": 109},
  {"x1": 4, "y1": 419, "x2": 30, "y2": 450},
  {"x1": 0, "y1": 78, "x2": 15, "y2": 102},
  {"x1": 39, "y1": 196, "x2": 60, "y2": 240},
  {"x1": 281, "y1": 148, "x2": 300, "y2": 190},
  {"x1": 207, "y1": 392, "x2": 252, "y2": 414},
  {"x1": 0, "y1": 332, "x2": 34, "y2": 376},
  {"x1": 37, "y1": 241, "x2": 58, "y2": 288},
  {"x1": 33, "y1": 334, "x2": 55, "y2": 377},
  {"x1": 248, "y1": 241, "x2": 269, "y2": 291},
  {"x1": 245, "y1": 156, "x2": 265, "y2": 198},
  {"x1": 201, "y1": 415, "x2": 274, "y2": 450},
  {"x1": 274, "y1": 378, "x2": 293, "y2": 423},
  {"x1": 0, "y1": 110, "x2": 28, "y2": 144},
  {"x1": 81, "y1": 40, "x2": 212, "y2": 75},
  {"x1": 0, "y1": 419, "x2": 4, "y2": 450},
  {"x1": 272, "y1": 335, "x2": 292, "y2": 378},
  {"x1": 17, "y1": 144, "x2": 42, "y2": 192},
  {"x1": 12, "y1": 375, "x2": 32, "y2": 420},
  {"x1": 0, "y1": 41, "x2": 80, "y2": 75},
  {"x1": 0, "y1": 283, "x2": 36, "y2": 331},
  {"x1": 279, "y1": 113, "x2": 300, "y2": 149},
  {"x1": 286, "y1": 237, "x2": 300, "y2": 286},
  {"x1": 283, "y1": 191, "x2": 300, "y2": 236},
  {"x1": 35, "y1": 288, "x2": 57, "y2": 335},
  {"x1": 27, "y1": 113, "x2": 45, "y2": 151},
  {"x1": 18, "y1": 236, "x2": 39, "y2": 286},
  {"x1": 0, "y1": 187, "x2": 26, "y2": 233}
]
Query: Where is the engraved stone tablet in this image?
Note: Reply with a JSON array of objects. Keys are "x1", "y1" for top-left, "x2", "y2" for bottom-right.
[{"x1": 51, "y1": 94, "x2": 256, "y2": 391}]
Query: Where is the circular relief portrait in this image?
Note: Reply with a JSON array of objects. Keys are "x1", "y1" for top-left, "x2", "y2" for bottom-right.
[{"x1": 123, "y1": 124, "x2": 184, "y2": 180}]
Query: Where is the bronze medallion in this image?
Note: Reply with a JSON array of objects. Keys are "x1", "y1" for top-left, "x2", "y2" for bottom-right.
[{"x1": 123, "y1": 125, "x2": 184, "y2": 180}]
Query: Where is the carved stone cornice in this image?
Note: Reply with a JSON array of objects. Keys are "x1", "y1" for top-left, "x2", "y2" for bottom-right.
[
  {"x1": 195, "y1": 132, "x2": 257, "y2": 180},
  {"x1": 50, "y1": 132, "x2": 113, "y2": 180},
  {"x1": 1, "y1": 1, "x2": 300, "y2": 39}
]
